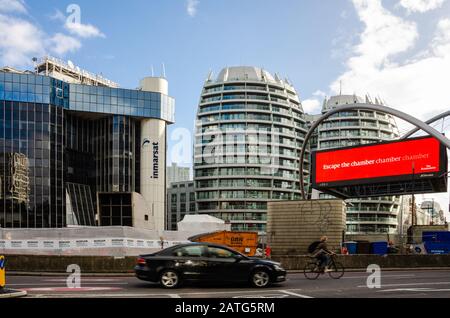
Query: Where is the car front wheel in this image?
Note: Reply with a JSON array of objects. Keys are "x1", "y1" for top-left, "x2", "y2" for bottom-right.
[
  {"x1": 160, "y1": 270, "x2": 181, "y2": 289},
  {"x1": 251, "y1": 269, "x2": 271, "y2": 288}
]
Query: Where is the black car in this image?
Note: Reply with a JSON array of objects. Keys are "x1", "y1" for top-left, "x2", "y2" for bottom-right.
[{"x1": 134, "y1": 242, "x2": 287, "y2": 288}]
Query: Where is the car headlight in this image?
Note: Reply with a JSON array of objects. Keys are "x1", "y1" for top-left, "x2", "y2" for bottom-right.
[{"x1": 273, "y1": 264, "x2": 284, "y2": 271}]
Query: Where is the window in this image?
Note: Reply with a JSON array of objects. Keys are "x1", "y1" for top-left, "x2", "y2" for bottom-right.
[
  {"x1": 173, "y1": 245, "x2": 206, "y2": 257},
  {"x1": 207, "y1": 247, "x2": 236, "y2": 259}
]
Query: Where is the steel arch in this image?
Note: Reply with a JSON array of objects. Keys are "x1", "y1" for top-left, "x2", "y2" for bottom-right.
[
  {"x1": 403, "y1": 110, "x2": 450, "y2": 139},
  {"x1": 299, "y1": 104, "x2": 450, "y2": 200}
]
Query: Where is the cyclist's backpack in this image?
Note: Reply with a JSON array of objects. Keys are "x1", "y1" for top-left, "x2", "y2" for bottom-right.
[{"x1": 308, "y1": 241, "x2": 321, "y2": 254}]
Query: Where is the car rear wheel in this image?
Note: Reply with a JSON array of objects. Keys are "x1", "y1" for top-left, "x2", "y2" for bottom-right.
[
  {"x1": 251, "y1": 269, "x2": 271, "y2": 288},
  {"x1": 160, "y1": 270, "x2": 181, "y2": 289}
]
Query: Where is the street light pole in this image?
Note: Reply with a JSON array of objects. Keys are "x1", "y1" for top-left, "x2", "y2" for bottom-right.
[
  {"x1": 432, "y1": 198, "x2": 435, "y2": 225},
  {"x1": 411, "y1": 162, "x2": 416, "y2": 227}
]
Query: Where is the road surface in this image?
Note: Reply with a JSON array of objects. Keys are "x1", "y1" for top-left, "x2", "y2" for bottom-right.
[{"x1": 7, "y1": 270, "x2": 450, "y2": 298}]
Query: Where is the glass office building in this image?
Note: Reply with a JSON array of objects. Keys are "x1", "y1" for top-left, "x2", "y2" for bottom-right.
[
  {"x1": 194, "y1": 66, "x2": 308, "y2": 233},
  {"x1": 0, "y1": 58, "x2": 174, "y2": 229}
]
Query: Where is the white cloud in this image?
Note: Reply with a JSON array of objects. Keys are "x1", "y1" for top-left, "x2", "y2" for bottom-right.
[
  {"x1": 49, "y1": 9, "x2": 66, "y2": 23},
  {"x1": 0, "y1": 13, "x2": 45, "y2": 66},
  {"x1": 330, "y1": 0, "x2": 450, "y2": 120},
  {"x1": 326, "y1": 0, "x2": 450, "y2": 216},
  {"x1": 302, "y1": 99, "x2": 322, "y2": 114},
  {"x1": 49, "y1": 7, "x2": 105, "y2": 39},
  {"x1": 186, "y1": 0, "x2": 199, "y2": 17},
  {"x1": 48, "y1": 33, "x2": 81, "y2": 55},
  {"x1": 313, "y1": 90, "x2": 327, "y2": 98},
  {"x1": 0, "y1": 1, "x2": 106, "y2": 67},
  {"x1": 399, "y1": 0, "x2": 447, "y2": 13},
  {"x1": 65, "y1": 21, "x2": 105, "y2": 39},
  {"x1": 0, "y1": 0, "x2": 27, "y2": 14},
  {"x1": 432, "y1": 18, "x2": 450, "y2": 56}
]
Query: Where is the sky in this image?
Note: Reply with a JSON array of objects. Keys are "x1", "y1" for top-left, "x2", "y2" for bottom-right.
[{"x1": 0, "y1": 0, "x2": 450, "y2": 216}]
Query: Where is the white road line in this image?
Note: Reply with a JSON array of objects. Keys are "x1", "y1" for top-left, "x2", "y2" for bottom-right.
[
  {"x1": 280, "y1": 290, "x2": 313, "y2": 298},
  {"x1": 358, "y1": 281, "x2": 450, "y2": 288},
  {"x1": 233, "y1": 294, "x2": 290, "y2": 299},
  {"x1": 44, "y1": 279, "x2": 121, "y2": 282},
  {"x1": 27, "y1": 294, "x2": 165, "y2": 298},
  {"x1": 26, "y1": 290, "x2": 311, "y2": 299},
  {"x1": 378, "y1": 288, "x2": 450, "y2": 293},
  {"x1": 24, "y1": 288, "x2": 310, "y2": 298},
  {"x1": 342, "y1": 274, "x2": 415, "y2": 279},
  {"x1": 9, "y1": 282, "x2": 129, "y2": 286},
  {"x1": 175, "y1": 288, "x2": 302, "y2": 297}
]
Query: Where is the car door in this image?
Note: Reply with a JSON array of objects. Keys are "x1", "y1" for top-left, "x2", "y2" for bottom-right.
[
  {"x1": 205, "y1": 246, "x2": 253, "y2": 282},
  {"x1": 171, "y1": 245, "x2": 209, "y2": 281}
]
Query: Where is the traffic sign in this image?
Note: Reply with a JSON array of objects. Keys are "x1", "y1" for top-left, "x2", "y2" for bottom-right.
[{"x1": 0, "y1": 255, "x2": 5, "y2": 288}]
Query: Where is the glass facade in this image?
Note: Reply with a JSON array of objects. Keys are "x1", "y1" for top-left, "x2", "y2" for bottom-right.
[
  {"x1": 0, "y1": 100, "x2": 64, "y2": 228},
  {"x1": 0, "y1": 71, "x2": 174, "y2": 228}
]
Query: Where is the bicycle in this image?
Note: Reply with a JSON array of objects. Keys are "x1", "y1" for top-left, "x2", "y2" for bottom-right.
[{"x1": 303, "y1": 254, "x2": 345, "y2": 280}]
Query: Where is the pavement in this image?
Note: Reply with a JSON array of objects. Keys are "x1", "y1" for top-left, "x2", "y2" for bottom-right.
[
  {"x1": 5, "y1": 269, "x2": 450, "y2": 298},
  {"x1": 0, "y1": 288, "x2": 27, "y2": 298}
]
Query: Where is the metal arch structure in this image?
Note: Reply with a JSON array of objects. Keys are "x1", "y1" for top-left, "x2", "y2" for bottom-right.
[
  {"x1": 299, "y1": 103, "x2": 450, "y2": 200},
  {"x1": 403, "y1": 110, "x2": 450, "y2": 139}
]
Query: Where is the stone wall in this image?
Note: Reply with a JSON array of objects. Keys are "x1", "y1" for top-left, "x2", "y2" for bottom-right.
[
  {"x1": 267, "y1": 199, "x2": 347, "y2": 255},
  {"x1": 273, "y1": 254, "x2": 450, "y2": 270}
]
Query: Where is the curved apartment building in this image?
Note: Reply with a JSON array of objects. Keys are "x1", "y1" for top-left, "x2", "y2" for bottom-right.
[
  {"x1": 314, "y1": 95, "x2": 402, "y2": 235},
  {"x1": 194, "y1": 67, "x2": 308, "y2": 233}
]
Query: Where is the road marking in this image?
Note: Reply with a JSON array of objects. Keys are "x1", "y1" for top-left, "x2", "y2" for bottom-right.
[
  {"x1": 378, "y1": 288, "x2": 450, "y2": 293},
  {"x1": 233, "y1": 294, "x2": 289, "y2": 298},
  {"x1": 25, "y1": 291, "x2": 308, "y2": 299},
  {"x1": 26, "y1": 293, "x2": 170, "y2": 298},
  {"x1": 44, "y1": 278, "x2": 122, "y2": 282},
  {"x1": 23, "y1": 288, "x2": 309, "y2": 298},
  {"x1": 342, "y1": 274, "x2": 415, "y2": 279},
  {"x1": 21, "y1": 287, "x2": 123, "y2": 292},
  {"x1": 280, "y1": 290, "x2": 313, "y2": 298},
  {"x1": 9, "y1": 282, "x2": 128, "y2": 286},
  {"x1": 358, "y1": 281, "x2": 450, "y2": 288},
  {"x1": 175, "y1": 288, "x2": 305, "y2": 297}
]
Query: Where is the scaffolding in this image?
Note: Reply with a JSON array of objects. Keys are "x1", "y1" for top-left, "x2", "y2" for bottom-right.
[{"x1": 35, "y1": 56, "x2": 119, "y2": 88}]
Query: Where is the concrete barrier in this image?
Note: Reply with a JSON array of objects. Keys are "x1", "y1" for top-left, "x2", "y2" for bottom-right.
[
  {"x1": 3, "y1": 254, "x2": 450, "y2": 273},
  {"x1": 273, "y1": 254, "x2": 450, "y2": 270}
]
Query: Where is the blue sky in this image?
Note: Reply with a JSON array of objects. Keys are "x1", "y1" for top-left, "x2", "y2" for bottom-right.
[
  {"x1": 0, "y1": 1, "x2": 363, "y2": 130},
  {"x1": 1, "y1": 0, "x2": 450, "y2": 214},
  {"x1": 19, "y1": 0, "x2": 358, "y2": 129}
]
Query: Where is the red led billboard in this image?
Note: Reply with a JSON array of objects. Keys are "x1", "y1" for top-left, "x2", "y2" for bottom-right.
[{"x1": 312, "y1": 136, "x2": 447, "y2": 192}]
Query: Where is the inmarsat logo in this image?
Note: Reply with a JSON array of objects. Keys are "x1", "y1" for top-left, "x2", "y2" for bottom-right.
[
  {"x1": 142, "y1": 138, "x2": 159, "y2": 179},
  {"x1": 142, "y1": 138, "x2": 151, "y2": 148}
]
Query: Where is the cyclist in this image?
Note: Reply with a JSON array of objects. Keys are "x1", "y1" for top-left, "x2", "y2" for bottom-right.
[{"x1": 312, "y1": 236, "x2": 336, "y2": 272}]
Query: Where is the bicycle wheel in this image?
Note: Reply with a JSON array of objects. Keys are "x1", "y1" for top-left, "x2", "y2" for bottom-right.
[
  {"x1": 304, "y1": 262, "x2": 320, "y2": 280},
  {"x1": 328, "y1": 261, "x2": 345, "y2": 279}
]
